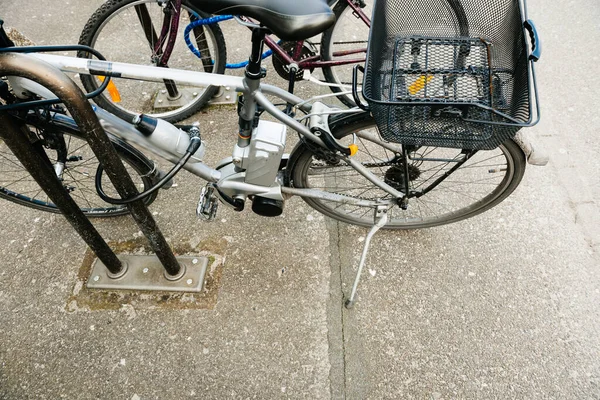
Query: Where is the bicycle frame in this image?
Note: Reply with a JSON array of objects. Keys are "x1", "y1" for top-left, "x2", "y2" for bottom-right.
[
  {"x1": 277, "y1": 0, "x2": 371, "y2": 70},
  {"x1": 10, "y1": 51, "x2": 403, "y2": 208}
]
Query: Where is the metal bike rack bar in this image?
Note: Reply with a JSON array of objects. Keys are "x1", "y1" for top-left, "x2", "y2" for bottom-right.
[
  {"x1": 0, "y1": 53, "x2": 207, "y2": 290},
  {"x1": 0, "y1": 112, "x2": 125, "y2": 275}
]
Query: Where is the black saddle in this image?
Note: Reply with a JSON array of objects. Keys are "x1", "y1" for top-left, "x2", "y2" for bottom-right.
[{"x1": 188, "y1": 0, "x2": 336, "y2": 41}]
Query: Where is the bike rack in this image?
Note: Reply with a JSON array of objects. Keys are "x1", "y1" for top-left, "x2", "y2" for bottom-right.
[
  {"x1": 153, "y1": 85, "x2": 237, "y2": 109},
  {"x1": 0, "y1": 53, "x2": 208, "y2": 292}
]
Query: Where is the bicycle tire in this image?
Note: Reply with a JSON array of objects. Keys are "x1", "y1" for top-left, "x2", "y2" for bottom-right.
[
  {"x1": 320, "y1": 0, "x2": 469, "y2": 108},
  {"x1": 0, "y1": 114, "x2": 158, "y2": 217},
  {"x1": 78, "y1": 0, "x2": 227, "y2": 123},
  {"x1": 289, "y1": 112, "x2": 526, "y2": 229}
]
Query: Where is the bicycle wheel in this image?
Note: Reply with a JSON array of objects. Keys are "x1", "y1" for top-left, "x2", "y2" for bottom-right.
[
  {"x1": 0, "y1": 115, "x2": 157, "y2": 217},
  {"x1": 79, "y1": 0, "x2": 227, "y2": 123},
  {"x1": 290, "y1": 113, "x2": 526, "y2": 229},
  {"x1": 320, "y1": 0, "x2": 373, "y2": 107}
]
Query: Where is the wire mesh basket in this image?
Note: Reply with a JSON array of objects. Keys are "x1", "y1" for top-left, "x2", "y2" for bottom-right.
[{"x1": 362, "y1": 0, "x2": 540, "y2": 150}]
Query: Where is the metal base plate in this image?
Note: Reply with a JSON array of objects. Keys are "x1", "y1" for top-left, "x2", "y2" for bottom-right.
[
  {"x1": 153, "y1": 86, "x2": 236, "y2": 109},
  {"x1": 208, "y1": 86, "x2": 237, "y2": 106},
  {"x1": 87, "y1": 255, "x2": 208, "y2": 292}
]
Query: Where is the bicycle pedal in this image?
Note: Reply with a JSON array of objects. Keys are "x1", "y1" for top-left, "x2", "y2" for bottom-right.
[{"x1": 196, "y1": 185, "x2": 218, "y2": 221}]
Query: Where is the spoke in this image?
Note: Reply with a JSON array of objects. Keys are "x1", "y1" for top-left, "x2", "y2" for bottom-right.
[
  {"x1": 0, "y1": 151, "x2": 27, "y2": 170},
  {"x1": 65, "y1": 169, "x2": 94, "y2": 209},
  {"x1": 418, "y1": 146, "x2": 439, "y2": 159},
  {"x1": 461, "y1": 153, "x2": 505, "y2": 168},
  {"x1": 426, "y1": 184, "x2": 481, "y2": 202},
  {"x1": 439, "y1": 176, "x2": 504, "y2": 186},
  {"x1": 0, "y1": 168, "x2": 40, "y2": 174},
  {"x1": 333, "y1": 203, "x2": 362, "y2": 213},
  {"x1": 349, "y1": 185, "x2": 378, "y2": 199},
  {"x1": 311, "y1": 168, "x2": 369, "y2": 178},
  {"x1": 414, "y1": 196, "x2": 426, "y2": 221},
  {"x1": 310, "y1": 166, "x2": 371, "y2": 188},
  {"x1": 32, "y1": 188, "x2": 45, "y2": 203},
  {"x1": 1, "y1": 174, "x2": 36, "y2": 189},
  {"x1": 458, "y1": 162, "x2": 507, "y2": 170},
  {"x1": 60, "y1": 141, "x2": 90, "y2": 158},
  {"x1": 358, "y1": 207, "x2": 374, "y2": 219},
  {"x1": 70, "y1": 169, "x2": 94, "y2": 178},
  {"x1": 64, "y1": 169, "x2": 94, "y2": 187},
  {"x1": 68, "y1": 191, "x2": 95, "y2": 207},
  {"x1": 413, "y1": 195, "x2": 451, "y2": 216},
  {"x1": 70, "y1": 157, "x2": 99, "y2": 169},
  {"x1": 358, "y1": 138, "x2": 389, "y2": 177},
  {"x1": 413, "y1": 159, "x2": 453, "y2": 190},
  {"x1": 414, "y1": 158, "x2": 459, "y2": 175}
]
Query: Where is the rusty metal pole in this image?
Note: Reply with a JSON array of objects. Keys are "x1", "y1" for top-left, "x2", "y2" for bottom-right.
[
  {"x1": 0, "y1": 112, "x2": 125, "y2": 275},
  {"x1": 0, "y1": 53, "x2": 183, "y2": 278}
]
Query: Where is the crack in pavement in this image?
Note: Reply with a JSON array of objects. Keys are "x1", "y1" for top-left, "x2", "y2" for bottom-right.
[{"x1": 325, "y1": 218, "x2": 348, "y2": 399}]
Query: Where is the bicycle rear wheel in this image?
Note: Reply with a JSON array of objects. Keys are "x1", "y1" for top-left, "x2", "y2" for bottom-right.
[
  {"x1": 290, "y1": 113, "x2": 526, "y2": 229},
  {"x1": 78, "y1": 0, "x2": 227, "y2": 123},
  {"x1": 0, "y1": 113, "x2": 157, "y2": 217}
]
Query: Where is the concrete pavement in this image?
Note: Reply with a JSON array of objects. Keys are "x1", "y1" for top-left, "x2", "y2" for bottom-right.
[{"x1": 1, "y1": 0, "x2": 599, "y2": 398}]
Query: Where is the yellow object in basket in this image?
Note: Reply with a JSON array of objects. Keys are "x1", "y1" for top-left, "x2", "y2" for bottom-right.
[
  {"x1": 408, "y1": 75, "x2": 434, "y2": 95},
  {"x1": 97, "y1": 76, "x2": 121, "y2": 103}
]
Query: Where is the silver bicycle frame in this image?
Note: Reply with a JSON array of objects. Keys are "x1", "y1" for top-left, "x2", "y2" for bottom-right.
[{"x1": 12, "y1": 53, "x2": 404, "y2": 206}]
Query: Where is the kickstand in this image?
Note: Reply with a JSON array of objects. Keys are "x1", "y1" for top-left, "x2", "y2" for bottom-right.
[{"x1": 345, "y1": 206, "x2": 389, "y2": 309}]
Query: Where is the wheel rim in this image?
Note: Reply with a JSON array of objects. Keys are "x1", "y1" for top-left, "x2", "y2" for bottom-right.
[
  {"x1": 0, "y1": 128, "x2": 147, "y2": 215},
  {"x1": 295, "y1": 120, "x2": 520, "y2": 228},
  {"x1": 86, "y1": 0, "x2": 221, "y2": 120}
]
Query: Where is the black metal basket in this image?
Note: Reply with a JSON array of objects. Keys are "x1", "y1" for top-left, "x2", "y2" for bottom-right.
[{"x1": 362, "y1": 0, "x2": 541, "y2": 150}]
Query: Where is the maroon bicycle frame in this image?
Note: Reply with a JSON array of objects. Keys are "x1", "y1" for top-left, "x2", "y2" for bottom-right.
[{"x1": 248, "y1": 0, "x2": 371, "y2": 70}]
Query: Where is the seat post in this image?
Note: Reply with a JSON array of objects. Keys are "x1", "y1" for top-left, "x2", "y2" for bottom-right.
[
  {"x1": 245, "y1": 27, "x2": 267, "y2": 80},
  {"x1": 238, "y1": 27, "x2": 268, "y2": 147}
]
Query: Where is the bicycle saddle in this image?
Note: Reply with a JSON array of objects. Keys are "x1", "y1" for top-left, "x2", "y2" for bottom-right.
[{"x1": 189, "y1": 0, "x2": 335, "y2": 41}]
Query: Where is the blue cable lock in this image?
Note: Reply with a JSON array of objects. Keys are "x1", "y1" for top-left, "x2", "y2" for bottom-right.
[{"x1": 184, "y1": 15, "x2": 277, "y2": 69}]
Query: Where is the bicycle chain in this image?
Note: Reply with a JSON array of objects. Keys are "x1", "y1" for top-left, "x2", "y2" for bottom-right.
[{"x1": 301, "y1": 139, "x2": 421, "y2": 205}]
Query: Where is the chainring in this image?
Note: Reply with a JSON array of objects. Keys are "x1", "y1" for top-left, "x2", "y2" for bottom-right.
[{"x1": 272, "y1": 41, "x2": 317, "y2": 81}]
